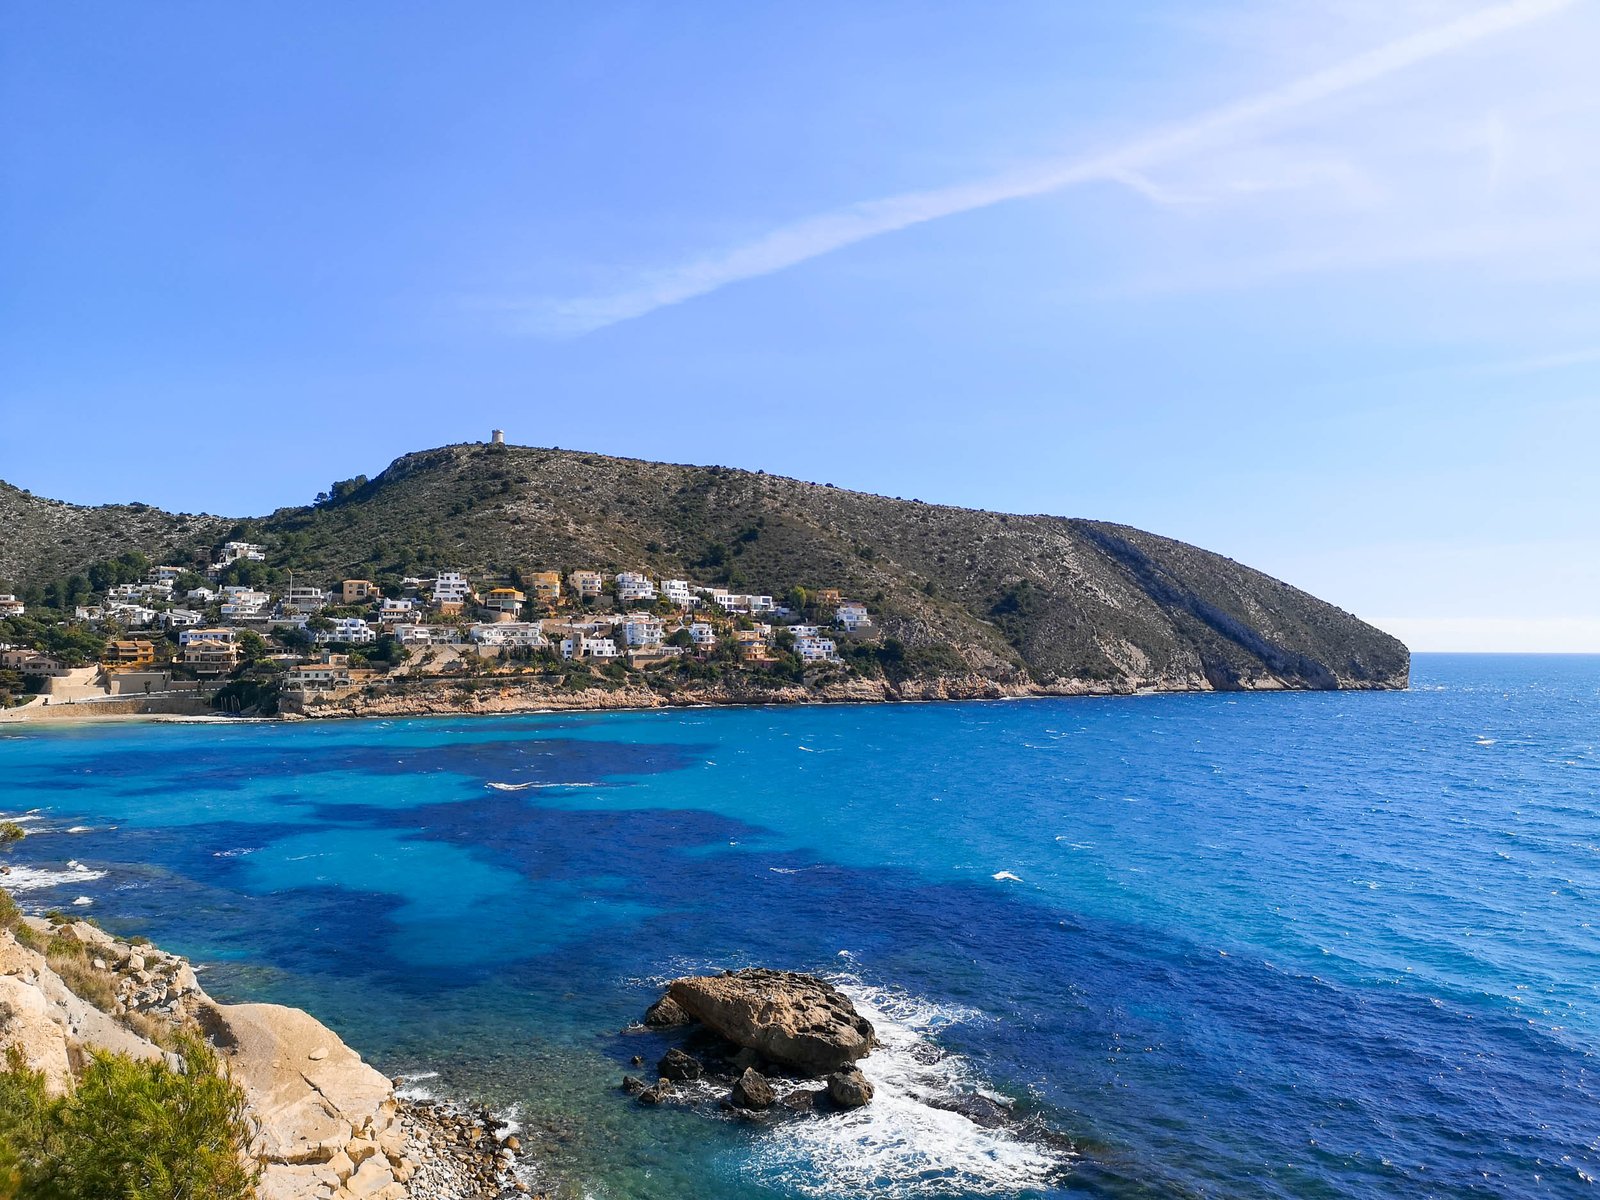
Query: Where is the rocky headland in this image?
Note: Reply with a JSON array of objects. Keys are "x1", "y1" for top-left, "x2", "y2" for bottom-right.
[
  {"x1": 284, "y1": 659, "x2": 1377, "y2": 725},
  {"x1": 0, "y1": 907, "x2": 534, "y2": 1199},
  {"x1": 2, "y1": 441, "x2": 1410, "y2": 698}
]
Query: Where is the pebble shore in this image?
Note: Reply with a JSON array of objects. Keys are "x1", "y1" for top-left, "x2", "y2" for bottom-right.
[{"x1": 397, "y1": 1093, "x2": 542, "y2": 1200}]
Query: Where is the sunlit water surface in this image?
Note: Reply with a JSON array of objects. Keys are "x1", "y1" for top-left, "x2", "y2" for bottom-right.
[{"x1": 2, "y1": 654, "x2": 1596, "y2": 1198}]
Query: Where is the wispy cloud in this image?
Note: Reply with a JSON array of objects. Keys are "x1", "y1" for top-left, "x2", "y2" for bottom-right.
[{"x1": 520, "y1": 0, "x2": 1573, "y2": 335}]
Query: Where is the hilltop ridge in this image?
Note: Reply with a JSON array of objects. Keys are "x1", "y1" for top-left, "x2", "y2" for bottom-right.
[{"x1": 0, "y1": 441, "x2": 1407, "y2": 693}]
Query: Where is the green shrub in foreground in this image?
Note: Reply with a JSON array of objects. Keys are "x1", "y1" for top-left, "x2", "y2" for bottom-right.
[{"x1": 0, "y1": 1037, "x2": 257, "y2": 1200}]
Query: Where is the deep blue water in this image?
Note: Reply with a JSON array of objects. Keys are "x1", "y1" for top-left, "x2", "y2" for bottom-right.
[{"x1": 2, "y1": 654, "x2": 1597, "y2": 1198}]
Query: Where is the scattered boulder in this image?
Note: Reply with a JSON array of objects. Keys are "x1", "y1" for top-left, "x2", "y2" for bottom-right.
[
  {"x1": 665, "y1": 969, "x2": 876, "y2": 1075},
  {"x1": 780, "y1": 1087, "x2": 818, "y2": 1114},
  {"x1": 826, "y1": 1067, "x2": 875, "y2": 1109},
  {"x1": 658, "y1": 1047, "x2": 702, "y2": 1082},
  {"x1": 637, "y1": 1078, "x2": 674, "y2": 1105},
  {"x1": 642, "y1": 994, "x2": 691, "y2": 1028},
  {"x1": 731, "y1": 1067, "x2": 774, "y2": 1110},
  {"x1": 619, "y1": 1075, "x2": 647, "y2": 1095},
  {"x1": 929, "y1": 1092, "x2": 1011, "y2": 1128}
]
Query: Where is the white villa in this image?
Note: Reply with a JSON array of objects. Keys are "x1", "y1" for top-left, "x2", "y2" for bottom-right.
[
  {"x1": 180, "y1": 627, "x2": 238, "y2": 646},
  {"x1": 621, "y1": 616, "x2": 666, "y2": 648},
  {"x1": 281, "y1": 586, "x2": 329, "y2": 614},
  {"x1": 217, "y1": 541, "x2": 267, "y2": 565},
  {"x1": 659, "y1": 579, "x2": 694, "y2": 606},
  {"x1": 220, "y1": 589, "x2": 271, "y2": 620},
  {"x1": 106, "y1": 603, "x2": 157, "y2": 627},
  {"x1": 561, "y1": 634, "x2": 618, "y2": 660},
  {"x1": 315, "y1": 617, "x2": 376, "y2": 644},
  {"x1": 432, "y1": 572, "x2": 473, "y2": 606},
  {"x1": 378, "y1": 598, "x2": 419, "y2": 623},
  {"x1": 615, "y1": 572, "x2": 657, "y2": 604},
  {"x1": 469, "y1": 622, "x2": 547, "y2": 649},
  {"x1": 796, "y1": 635, "x2": 840, "y2": 663},
  {"x1": 392, "y1": 624, "x2": 462, "y2": 646},
  {"x1": 836, "y1": 602, "x2": 872, "y2": 631}
]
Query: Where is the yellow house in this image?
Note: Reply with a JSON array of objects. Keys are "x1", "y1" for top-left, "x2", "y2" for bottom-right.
[
  {"x1": 528, "y1": 571, "x2": 563, "y2": 608},
  {"x1": 341, "y1": 579, "x2": 378, "y2": 604},
  {"x1": 813, "y1": 588, "x2": 842, "y2": 608},
  {"x1": 733, "y1": 629, "x2": 775, "y2": 663},
  {"x1": 104, "y1": 639, "x2": 157, "y2": 668}
]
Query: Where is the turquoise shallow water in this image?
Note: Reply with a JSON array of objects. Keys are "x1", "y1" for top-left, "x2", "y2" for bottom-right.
[{"x1": 2, "y1": 653, "x2": 1597, "y2": 1197}]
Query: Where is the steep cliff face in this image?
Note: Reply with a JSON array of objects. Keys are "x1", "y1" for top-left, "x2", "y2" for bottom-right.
[{"x1": 0, "y1": 442, "x2": 1408, "y2": 691}]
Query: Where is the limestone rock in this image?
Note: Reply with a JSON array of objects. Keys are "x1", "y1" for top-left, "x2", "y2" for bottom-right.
[
  {"x1": 666, "y1": 969, "x2": 876, "y2": 1075},
  {"x1": 637, "y1": 1077, "x2": 673, "y2": 1105},
  {"x1": 658, "y1": 1047, "x2": 702, "y2": 1081},
  {"x1": 199, "y1": 1000, "x2": 397, "y2": 1193},
  {"x1": 780, "y1": 1086, "x2": 818, "y2": 1113},
  {"x1": 641, "y1": 993, "x2": 691, "y2": 1028},
  {"x1": 0, "y1": 973, "x2": 73, "y2": 1095},
  {"x1": 731, "y1": 1067, "x2": 774, "y2": 1110},
  {"x1": 826, "y1": 1067, "x2": 875, "y2": 1108}
]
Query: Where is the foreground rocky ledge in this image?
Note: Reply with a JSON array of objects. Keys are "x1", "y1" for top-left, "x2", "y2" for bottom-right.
[{"x1": 0, "y1": 914, "x2": 534, "y2": 1199}]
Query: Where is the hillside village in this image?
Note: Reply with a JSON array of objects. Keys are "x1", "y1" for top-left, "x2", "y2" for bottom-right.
[{"x1": 0, "y1": 536, "x2": 892, "y2": 716}]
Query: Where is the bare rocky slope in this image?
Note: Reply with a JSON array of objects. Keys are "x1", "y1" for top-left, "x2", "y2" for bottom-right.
[{"x1": 0, "y1": 442, "x2": 1407, "y2": 691}]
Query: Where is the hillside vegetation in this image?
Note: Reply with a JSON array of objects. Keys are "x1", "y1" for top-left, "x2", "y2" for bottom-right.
[
  {"x1": 0, "y1": 442, "x2": 1407, "y2": 691},
  {"x1": 0, "y1": 483, "x2": 226, "y2": 594}
]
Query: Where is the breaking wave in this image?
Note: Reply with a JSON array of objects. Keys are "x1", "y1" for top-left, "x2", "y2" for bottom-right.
[
  {"x1": 1, "y1": 862, "x2": 108, "y2": 894},
  {"x1": 742, "y1": 981, "x2": 1066, "y2": 1197}
]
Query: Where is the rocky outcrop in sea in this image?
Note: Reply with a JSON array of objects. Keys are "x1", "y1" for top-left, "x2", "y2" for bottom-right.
[{"x1": 624, "y1": 968, "x2": 881, "y2": 1117}]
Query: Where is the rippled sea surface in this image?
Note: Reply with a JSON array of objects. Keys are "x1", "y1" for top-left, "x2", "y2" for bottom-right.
[{"x1": 2, "y1": 653, "x2": 1597, "y2": 1198}]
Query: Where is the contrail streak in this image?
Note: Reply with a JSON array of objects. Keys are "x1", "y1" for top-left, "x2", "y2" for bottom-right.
[{"x1": 532, "y1": 0, "x2": 1573, "y2": 334}]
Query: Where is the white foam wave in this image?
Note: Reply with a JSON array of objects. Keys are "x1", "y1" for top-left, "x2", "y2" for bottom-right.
[
  {"x1": 65, "y1": 826, "x2": 95, "y2": 834},
  {"x1": 0, "y1": 863, "x2": 107, "y2": 893},
  {"x1": 212, "y1": 847, "x2": 259, "y2": 858},
  {"x1": 486, "y1": 780, "x2": 601, "y2": 791},
  {"x1": 394, "y1": 1070, "x2": 441, "y2": 1101},
  {"x1": 71, "y1": 896, "x2": 92, "y2": 906},
  {"x1": 991, "y1": 871, "x2": 1023, "y2": 883},
  {"x1": 744, "y1": 980, "x2": 1063, "y2": 1197}
]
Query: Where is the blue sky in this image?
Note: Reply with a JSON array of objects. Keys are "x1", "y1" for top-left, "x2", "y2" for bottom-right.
[{"x1": 2, "y1": 1, "x2": 1597, "y2": 650}]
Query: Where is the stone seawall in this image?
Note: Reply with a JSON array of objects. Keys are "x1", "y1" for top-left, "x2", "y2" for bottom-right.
[{"x1": 0, "y1": 694, "x2": 217, "y2": 723}]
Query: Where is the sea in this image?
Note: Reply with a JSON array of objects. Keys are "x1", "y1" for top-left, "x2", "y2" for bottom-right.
[{"x1": 1, "y1": 653, "x2": 1595, "y2": 1199}]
